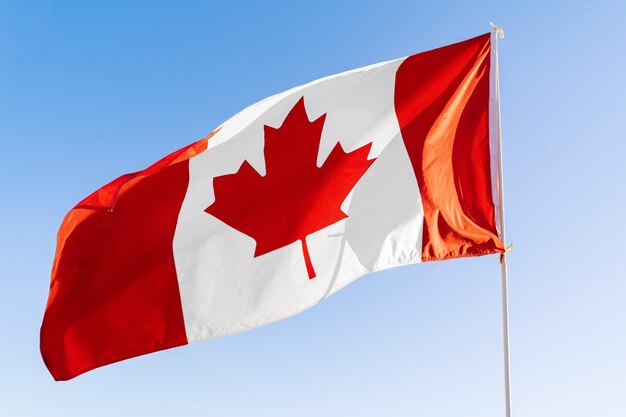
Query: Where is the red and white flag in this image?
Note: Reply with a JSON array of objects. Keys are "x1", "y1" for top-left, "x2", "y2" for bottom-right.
[{"x1": 41, "y1": 32, "x2": 505, "y2": 380}]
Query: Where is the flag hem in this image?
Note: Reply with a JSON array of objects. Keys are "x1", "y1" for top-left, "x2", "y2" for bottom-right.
[{"x1": 489, "y1": 29, "x2": 504, "y2": 242}]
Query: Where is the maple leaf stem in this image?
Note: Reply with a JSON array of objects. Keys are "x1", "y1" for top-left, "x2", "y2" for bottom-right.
[{"x1": 300, "y1": 238, "x2": 316, "y2": 279}]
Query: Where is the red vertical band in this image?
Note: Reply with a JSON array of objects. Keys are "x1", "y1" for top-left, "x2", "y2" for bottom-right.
[
  {"x1": 394, "y1": 34, "x2": 504, "y2": 261},
  {"x1": 40, "y1": 132, "x2": 216, "y2": 380}
]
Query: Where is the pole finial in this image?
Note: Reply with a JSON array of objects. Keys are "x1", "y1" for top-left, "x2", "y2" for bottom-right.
[{"x1": 490, "y1": 22, "x2": 505, "y2": 39}]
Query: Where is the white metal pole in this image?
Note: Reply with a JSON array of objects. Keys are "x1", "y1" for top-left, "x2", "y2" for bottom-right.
[
  {"x1": 491, "y1": 23, "x2": 512, "y2": 417},
  {"x1": 500, "y1": 253, "x2": 512, "y2": 417}
]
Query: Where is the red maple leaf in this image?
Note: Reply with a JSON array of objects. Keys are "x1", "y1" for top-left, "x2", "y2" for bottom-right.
[{"x1": 205, "y1": 97, "x2": 376, "y2": 279}]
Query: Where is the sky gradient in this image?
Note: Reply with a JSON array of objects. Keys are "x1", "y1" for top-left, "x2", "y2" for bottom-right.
[{"x1": 1, "y1": 1, "x2": 625, "y2": 416}]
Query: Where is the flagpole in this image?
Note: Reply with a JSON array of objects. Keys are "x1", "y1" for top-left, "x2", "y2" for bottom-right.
[
  {"x1": 490, "y1": 23, "x2": 512, "y2": 417},
  {"x1": 500, "y1": 252, "x2": 512, "y2": 417}
]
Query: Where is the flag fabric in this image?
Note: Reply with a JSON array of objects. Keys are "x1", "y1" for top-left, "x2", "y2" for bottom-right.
[{"x1": 41, "y1": 32, "x2": 505, "y2": 380}]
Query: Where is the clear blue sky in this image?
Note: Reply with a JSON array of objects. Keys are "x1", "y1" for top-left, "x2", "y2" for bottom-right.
[{"x1": 1, "y1": 1, "x2": 625, "y2": 416}]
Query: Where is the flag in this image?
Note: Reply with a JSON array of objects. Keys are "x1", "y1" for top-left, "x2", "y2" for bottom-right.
[{"x1": 41, "y1": 32, "x2": 505, "y2": 380}]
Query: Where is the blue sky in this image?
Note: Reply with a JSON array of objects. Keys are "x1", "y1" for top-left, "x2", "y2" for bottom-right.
[{"x1": 1, "y1": 1, "x2": 625, "y2": 416}]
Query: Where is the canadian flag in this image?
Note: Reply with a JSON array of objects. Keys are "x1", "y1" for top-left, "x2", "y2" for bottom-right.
[{"x1": 41, "y1": 32, "x2": 505, "y2": 380}]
